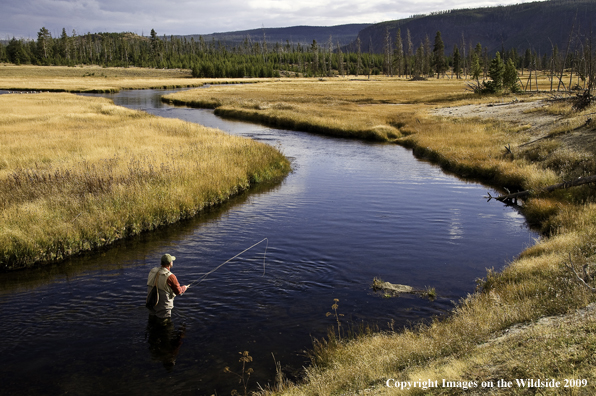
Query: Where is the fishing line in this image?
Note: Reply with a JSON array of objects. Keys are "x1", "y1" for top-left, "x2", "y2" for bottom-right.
[{"x1": 186, "y1": 238, "x2": 269, "y2": 288}]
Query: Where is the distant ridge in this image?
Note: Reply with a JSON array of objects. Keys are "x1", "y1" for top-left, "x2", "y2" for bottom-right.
[
  {"x1": 180, "y1": 24, "x2": 371, "y2": 47},
  {"x1": 349, "y1": 0, "x2": 596, "y2": 55}
]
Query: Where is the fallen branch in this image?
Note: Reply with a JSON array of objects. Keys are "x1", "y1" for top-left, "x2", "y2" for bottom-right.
[
  {"x1": 546, "y1": 93, "x2": 573, "y2": 102},
  {"x1": 486, "y1": 175, "x2": 596, "y2": 204},
  {"x1": 487, "y1": 98, "x2": 520, "y2": 107},
  {"x1": 371, "y1": 277, "x2": 436, "y2": 300}
]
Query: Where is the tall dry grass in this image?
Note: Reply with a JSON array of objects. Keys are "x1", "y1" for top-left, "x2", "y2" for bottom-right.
[
  {"x1": 164, "y1": 78, "x2": 473, "y2": 141},
  {"x1": 0, "y1": 93, "x2": 289, "y2": 269},
  {"x1": 0, "y1": 64, "x2": 268, "y2": 92},
  {"x1": 163, "y1": 76, "x2": 558, "y2": 142}
]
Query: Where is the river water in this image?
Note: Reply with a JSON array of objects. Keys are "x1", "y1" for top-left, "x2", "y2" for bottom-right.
[{"x1": 0, "y1": 88, "x2": 538, "y2": 395}]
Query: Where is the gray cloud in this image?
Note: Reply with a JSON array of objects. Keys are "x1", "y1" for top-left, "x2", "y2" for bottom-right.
[{"x1": 0, "y1": 0, "x2": 527, "y2": 39}]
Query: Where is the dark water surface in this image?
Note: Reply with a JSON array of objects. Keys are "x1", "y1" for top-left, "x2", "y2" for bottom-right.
[{"x1": 0, "y1": 89, "x2": 538, "y2": 395}]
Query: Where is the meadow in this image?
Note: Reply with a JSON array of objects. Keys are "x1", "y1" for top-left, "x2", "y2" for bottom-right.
[
  {"x1": 0, "y1": 64, "x2": 267, "y2": 92},
  {"x1": 0, "y1": 92, "x2": 289, "y2": 269},
  {"x1": 165, "y1": 77, "x2": 596, "y2": 395}
]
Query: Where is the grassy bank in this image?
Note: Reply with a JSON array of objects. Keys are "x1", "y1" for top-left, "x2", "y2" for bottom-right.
[
  {"x1": 0, "y1": 93, "x2": 290, "y2": 270},
  {"x1": 165, "y1": 78, "x2": 596, "y2": 394},
  {"x1": 0, "y1": 64, "x2": 268, "y2": 92},
  {"x1": 163, "y1": 78, "x2": 449, "y2": 141},
  {"x1": 162, "y1": 77, "x2": 555, "y2": 142}
]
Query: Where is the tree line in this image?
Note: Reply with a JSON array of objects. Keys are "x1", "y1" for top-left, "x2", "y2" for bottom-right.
[
  {"x1": 0, "y1": 26, "x2": 594, "y2": 94},
  {"x1": 0, "y1": 27, "x2": 383, "y2": 78}
]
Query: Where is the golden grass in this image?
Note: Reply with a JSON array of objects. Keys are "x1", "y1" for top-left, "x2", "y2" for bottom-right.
[
  {"x1": 0, "y1": 64, "x2": 269, "y2": 92},
  {"x1": 0, "y1": 93, "x2": 289, "y2": 269},
  {"x1": 165, "y1": 77, "x2": 596, "y2": 395},
  {"x1": 164, "y1": 77, "x2": 474, "y2": 141},
  {"x1": 164, "y1": 76, "x2": 564, "y2": 141}
]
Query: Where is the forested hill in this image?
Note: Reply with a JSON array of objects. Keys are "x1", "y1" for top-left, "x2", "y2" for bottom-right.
[
  {"x1": 182, "y1": 24, "x2": 371, "y2": 48},
  {"x1": 350, "y1": 0, "x2": 595, "y2": 55}
]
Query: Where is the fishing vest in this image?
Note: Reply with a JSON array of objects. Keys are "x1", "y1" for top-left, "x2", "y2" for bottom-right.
[
  {"x1": 147, "y1": 266, "x2": 175, "y2": 298},
  {"x1": 147, "y1": 266, "x2": 178, "y2": 318}
]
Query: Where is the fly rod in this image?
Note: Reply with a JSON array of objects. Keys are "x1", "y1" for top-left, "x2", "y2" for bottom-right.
[{"x1": 186, "y1": 238, "x2": 269, "y2": 288}]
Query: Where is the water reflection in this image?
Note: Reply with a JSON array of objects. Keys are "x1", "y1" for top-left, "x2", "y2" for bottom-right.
[{"x1": 146, "y1": 316, "x2": 187, "y2": 371}]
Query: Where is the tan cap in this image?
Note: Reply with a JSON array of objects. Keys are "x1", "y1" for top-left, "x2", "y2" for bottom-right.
[{"x1": 161, "y1": 254, "x2": 176, "y2": 266}]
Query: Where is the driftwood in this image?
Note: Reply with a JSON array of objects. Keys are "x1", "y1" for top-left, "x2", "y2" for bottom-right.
[
  {"x1": 486, "y1": 175, "x2": 596, "y2": 205},
  {"x1": 372, "y1": 279, "x2": 414, "y2": 294},
  {"x1": 371, "y1": 278, "x2": 436, "y2": 300}
]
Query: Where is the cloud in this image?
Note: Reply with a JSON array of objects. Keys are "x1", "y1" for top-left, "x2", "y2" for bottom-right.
[{"x1": 0, "y1": 0, "x2": 528, "y2": 39}]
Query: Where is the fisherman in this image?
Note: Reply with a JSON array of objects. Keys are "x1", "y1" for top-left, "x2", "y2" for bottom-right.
[{"x1": 146, "y1": 254, "x2": 188, "y2": 320}]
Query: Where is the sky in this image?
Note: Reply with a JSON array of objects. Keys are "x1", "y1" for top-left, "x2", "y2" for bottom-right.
[{"x1": 1, "y1": 0, "x2": 529, "y2": 39}]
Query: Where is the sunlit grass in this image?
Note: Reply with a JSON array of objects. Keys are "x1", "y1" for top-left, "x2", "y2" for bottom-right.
[
  {"x1": 0, "y1": 93, "x2": 290, "y2": 269},
  {"x1": 163, "y1": 75, "x2": 558, "y2": 143},
  {"x1": 164, "y1": 77, "x2": 473, "y2": 141},
  {"x1": 0, "y1": 64, "x2": 268, "y2": 92}
]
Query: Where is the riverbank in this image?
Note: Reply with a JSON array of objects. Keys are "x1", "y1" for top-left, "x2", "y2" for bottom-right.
[
  {"x1": 163, "y1": 79, "x2": 596, "y2": 395},
  {"x1": 0, "y1": 92, "x2": 290, "y2": 270}
]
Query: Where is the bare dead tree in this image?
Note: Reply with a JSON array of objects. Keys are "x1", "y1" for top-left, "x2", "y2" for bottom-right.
[{"x1": 556, "y1": 16, "x2": 577, "y2": 91}]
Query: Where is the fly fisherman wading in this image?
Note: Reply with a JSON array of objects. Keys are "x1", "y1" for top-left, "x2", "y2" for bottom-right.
[{"x1": 146, "y1": 254, "x2": 188, "y2": 320}]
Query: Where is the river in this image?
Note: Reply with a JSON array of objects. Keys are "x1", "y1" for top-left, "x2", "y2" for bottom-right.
[{"x1": 0, "y1": 88, "x2": 538, "y2": 395}]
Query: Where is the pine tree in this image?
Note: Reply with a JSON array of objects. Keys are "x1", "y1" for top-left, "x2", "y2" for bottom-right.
[
  {"x1": 0, "y1": 42, "x2": 6, "y2": 63},
  {"x1": 356, "y1": 37, "x2": 362, "y2": 76},
  {"x1": 483, "y1": 51, "x2": 505, "y2": 93},
  {"x1": 311, "y1": 39, "x2": 319, "y2": 75},
  {"x1": 7, "y1": 38, "x2": 31, "y2": 65},
  {"x1": 471, "y1": 52, "x2": 482, "y2": 83},
  {"x1": 150, "y1": 29, "x2": 159, "y2": 64},
  {"x1": 503, "y1": 58, "x2": 520, "y2": 92},
  {"x1": 37, "y1": 27, "x2": 52, "y2": 63},
  {"x1": 452, "y1": 45, "x2": 461, "y2": 79},
  {"x1": 59, "y1": 28, "x2": 70, "y2": 62},
  {"x1": 432, "y1": 31, "x2": 447, "y2": 78}
]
